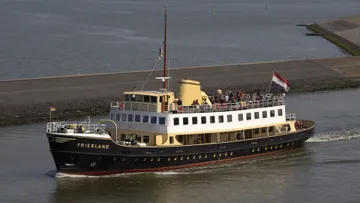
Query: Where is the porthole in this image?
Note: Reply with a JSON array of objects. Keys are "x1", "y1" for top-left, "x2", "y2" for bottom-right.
[
  {"x1": 219, "y1": 153, "x2": 222, "y2": 157},
  {"x1": 174, "y1": 157, "x2": 177, "y2": 161},
  {"x1": 205, "y1": 154, "x2": 208, "y2": 158},
  {"x1": 135, "y1": 158, "x2": 139, "y2": 162},
  {"x1": 213, "y1": 154, "x2": 216, "y2": 158},
  {"x1": 199, "y1": 155, "x2": 202, "y2": 159},
  {"x1": 143, "y1": 158, "x2": 147, "y2": 161},
  {"x1": 121, "y1": 157, "x2": 126, "y2": 161},
  {"x1": 257, "y1": 148, "x2": 260, "y2": 152},
  {"x1": 113, "y1": 157, "x2": 117, "y2": 162},
  {"x1": 90, "y1": 162, "x2": 96, "y2": 167},
  {"x1": 230, "y1": 152, "x2": 233, "y2": 156},
  {"x1": 270, "y1": 146, "x2": 273, "y2": 150},
  {"x1": 180, "y1": 156, "x2": 183, "y2": 160},
  {"x1": 168, "y1": 157, "x2": 171, "y2": 161},
  {"x1": 275, "y1": 145, "x2": 278, "y2": 149},
  {"x1": 225, "y1": 152, "x2": 227, "y2": 156},
  {"x1": 193, "y1": 155, "x2": 195, "y2": 159},
  {"x1": 287, "y1": 143, "x2": 290, "y2": 146},
  {"x1": 292, "y1": 142, "x2": 294, "y2": 145},
  {"x1": 252, "y1": 149, "x2": 255, "y2": 153},
  {"x1": 280, "y1": 144, "x2": 283, "y2": 148},
  {"x1": 98, "y1": 156, "x2": 102, "y2": 161},
  {"x1": 187, "y1": 156, "x2": 190, "y2": 160},
  {"x1": 265, "y1": 147, "x2": 268, "y2": 151},
  {"x1": 150, "y1": 158, "x2": 154, "y2": 162},
  {"x1": 157, "y1": 157, "x2": 161, "y2": 161}
]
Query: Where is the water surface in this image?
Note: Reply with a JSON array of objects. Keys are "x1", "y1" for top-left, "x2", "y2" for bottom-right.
[{"x1": 1, "y1": 88, "x2": 360, "y2": 203}]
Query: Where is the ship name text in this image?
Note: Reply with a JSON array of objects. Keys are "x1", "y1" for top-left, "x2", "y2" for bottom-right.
[{"x1": 77, "y1": 143, "x2": 109, "y2": 149}]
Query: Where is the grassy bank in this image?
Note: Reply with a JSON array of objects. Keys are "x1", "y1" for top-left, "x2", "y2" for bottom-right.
[
  {"x1": 1, "y1": 78, "x2": 359, "y2": 128},
  {"x1": 306, "y1": 24, "x2": 360, "y2": 56}
]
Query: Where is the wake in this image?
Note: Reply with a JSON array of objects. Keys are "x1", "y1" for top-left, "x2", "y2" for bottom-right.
[{"x1": 307, "y1": 127, "x2": 360, "y2": 143}]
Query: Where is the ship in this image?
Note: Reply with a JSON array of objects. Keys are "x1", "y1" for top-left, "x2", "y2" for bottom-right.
[{"x1": 45, "y1": 5, "x2": 315, "y2": 176}]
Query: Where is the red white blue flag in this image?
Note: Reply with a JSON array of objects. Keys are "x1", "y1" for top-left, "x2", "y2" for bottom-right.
[{"x1": 271, "y1": 71, "x2": 290, "y2": 92}]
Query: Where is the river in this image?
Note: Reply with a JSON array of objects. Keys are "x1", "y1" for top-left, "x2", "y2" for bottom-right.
[
  {"x1": 2, "y1": 0, "x2": 360, "y2": 202},
  {"x1": 1, "y1": 88, "x2": 360, "y2": 203},
  {"x1": 1, "y1": 0, "x2": 360, "y2": 79}
]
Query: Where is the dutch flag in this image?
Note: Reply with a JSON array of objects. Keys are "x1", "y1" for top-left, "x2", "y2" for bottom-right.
[{"x1": 271, "y1": 71, "x2": 290, "y2": 92}]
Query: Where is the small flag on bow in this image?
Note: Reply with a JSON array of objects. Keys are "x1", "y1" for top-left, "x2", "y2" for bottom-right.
[{"x1": 50, "y1": 106, "x2": 56, "y2": 112}]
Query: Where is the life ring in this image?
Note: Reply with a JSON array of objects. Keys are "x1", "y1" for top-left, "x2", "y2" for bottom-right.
[{"x1": 118, "y1": 102, "x2": 123, "y2": 110}]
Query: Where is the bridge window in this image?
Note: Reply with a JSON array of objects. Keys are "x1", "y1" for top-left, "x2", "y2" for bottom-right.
[
  {"x1": 151, "y1": 116, "x2": 157, "y2": 124},
  {"x1": 159, "y1": 117, "x2": 166, "y2": 125},
  {"x1": 270, "y1": 110, "x2": 275, "y2": 117},
  {"x1": 174, "y1": 118, "x2": 179, "y2": 125},
  {"x1": 143, "y1": 115, "x2": 149, "y2": 123},
  {"x1": 125, "y1": 94, "x2": 130, "y2": 101},
  {"x1": 278, "y1": 109, "x2": 283, "y2": 116},
  {"x1": 227, "y1": 115, "x2": 232, "y2": 122},
  {"x1": 192, "y1": 117, "x2": 198, "y2": 124},
  {"x1": 238, "y1": 114, "x2": 243, "y2": 121},
  {"x1": 128, "y1": 114, "x2": 134, "y2": 122},
  {"x1": 262, "y1": 111, "x2": 267, "y2": 118},
  {"x1": 255, "y1": 112, "x2": 259, "y2": 119},
  {"x1": 151, "y1": 96, "x2": 157, "y2": 103},
  {"x1": 219, "y1": 115, "x2": 224, "y2": 123},
  {"x1": 135, "y1": 115, "x2": 141, "y2": 122},
  {"x1": 121, "y1": 114, "x2": 127, "y2": 121},
  {"x1": 183, "y1": 117, "x2": 189, "y2": 125},
  {"x1": 201, "y1": 116, "x2": 207, "y2": 124},
  {"x1": 144, "y1": 95, "x2": 150, "y2": 102},
  {"x1": 246, "y1": 113, "x2": 251, "y2": 120},
  {"x1": 116, "y1": 114, "x2": 121, "y2": 121},
  {"x1": 210, "y1": 116, "x2": 215, "y2": 123},
  {"x1": 136, "y1": 95, "x2": 143, "y2": 102},
  {"x1": 131, "y1": 94, "x2": 136, "y2": 101}
]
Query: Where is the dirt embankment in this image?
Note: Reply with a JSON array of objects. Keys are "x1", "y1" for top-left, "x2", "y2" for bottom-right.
[{"x1": 1, "y1": 56, "x2": 360, "y2": 127}]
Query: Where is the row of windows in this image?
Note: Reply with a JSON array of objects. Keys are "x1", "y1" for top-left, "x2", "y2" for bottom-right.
[
  {"x1": 111, "y1": 113, "x2": 166, "y2": 125},
  {"x1": 173, "y1": 109, "x2": 283, "y2": 126}
]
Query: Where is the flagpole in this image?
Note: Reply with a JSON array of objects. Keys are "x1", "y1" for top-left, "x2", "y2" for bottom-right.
[{"x1": 268, "y1": 70, "x2": 274, "y2": 93}]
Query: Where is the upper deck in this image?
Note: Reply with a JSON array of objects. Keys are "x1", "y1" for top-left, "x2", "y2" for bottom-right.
[{"x1": 110, "y1": 93, "x2": 285, "y2": 114}]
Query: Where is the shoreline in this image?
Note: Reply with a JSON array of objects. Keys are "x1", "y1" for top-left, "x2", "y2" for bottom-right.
[{"x1": 1, "y1": 77, "x2": 359, "y2": 127}]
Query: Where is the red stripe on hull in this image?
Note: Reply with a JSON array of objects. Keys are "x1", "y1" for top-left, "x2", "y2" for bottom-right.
[{"x1": 61, "y1": 146, "x2": 298, "y2": 176}]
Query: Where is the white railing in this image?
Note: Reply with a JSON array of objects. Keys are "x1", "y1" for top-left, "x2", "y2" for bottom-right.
[
  {"x1": 111, "y1": 101, "x2": 158, "y2": 112},
  {"x1": 110, "y1": 97, "x2": 284, "y2": 114},
  {"x1": 46, "y1": 121, "x2": 107, "y2": 134}
]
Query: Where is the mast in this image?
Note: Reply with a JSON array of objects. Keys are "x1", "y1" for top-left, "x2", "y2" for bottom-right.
[{"x1": 163, "y1": 4, "x2": 167, "y2": 90}]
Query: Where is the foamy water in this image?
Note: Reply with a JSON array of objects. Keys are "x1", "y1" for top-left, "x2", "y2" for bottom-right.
[{"x1": 308, "y1": 128, "x2": 360, "y2": 143}]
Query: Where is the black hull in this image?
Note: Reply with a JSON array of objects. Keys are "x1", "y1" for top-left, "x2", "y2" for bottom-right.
[{"x1": 46, "y1": 120, "x2": 315, "y2": 176}]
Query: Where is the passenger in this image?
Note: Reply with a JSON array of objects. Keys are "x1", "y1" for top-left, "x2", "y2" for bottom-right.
[
  {"x1": 225, "y1": 94, "x2": 229, "y2": 102},
  {"x1": 177, "y1": 97, "x2": 182, "y2": 105}
]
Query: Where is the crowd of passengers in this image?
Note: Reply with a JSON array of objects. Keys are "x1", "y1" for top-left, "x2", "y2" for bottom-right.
[{"x1": 176, "y1": 89, "x2": 284, "y2": 110}]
